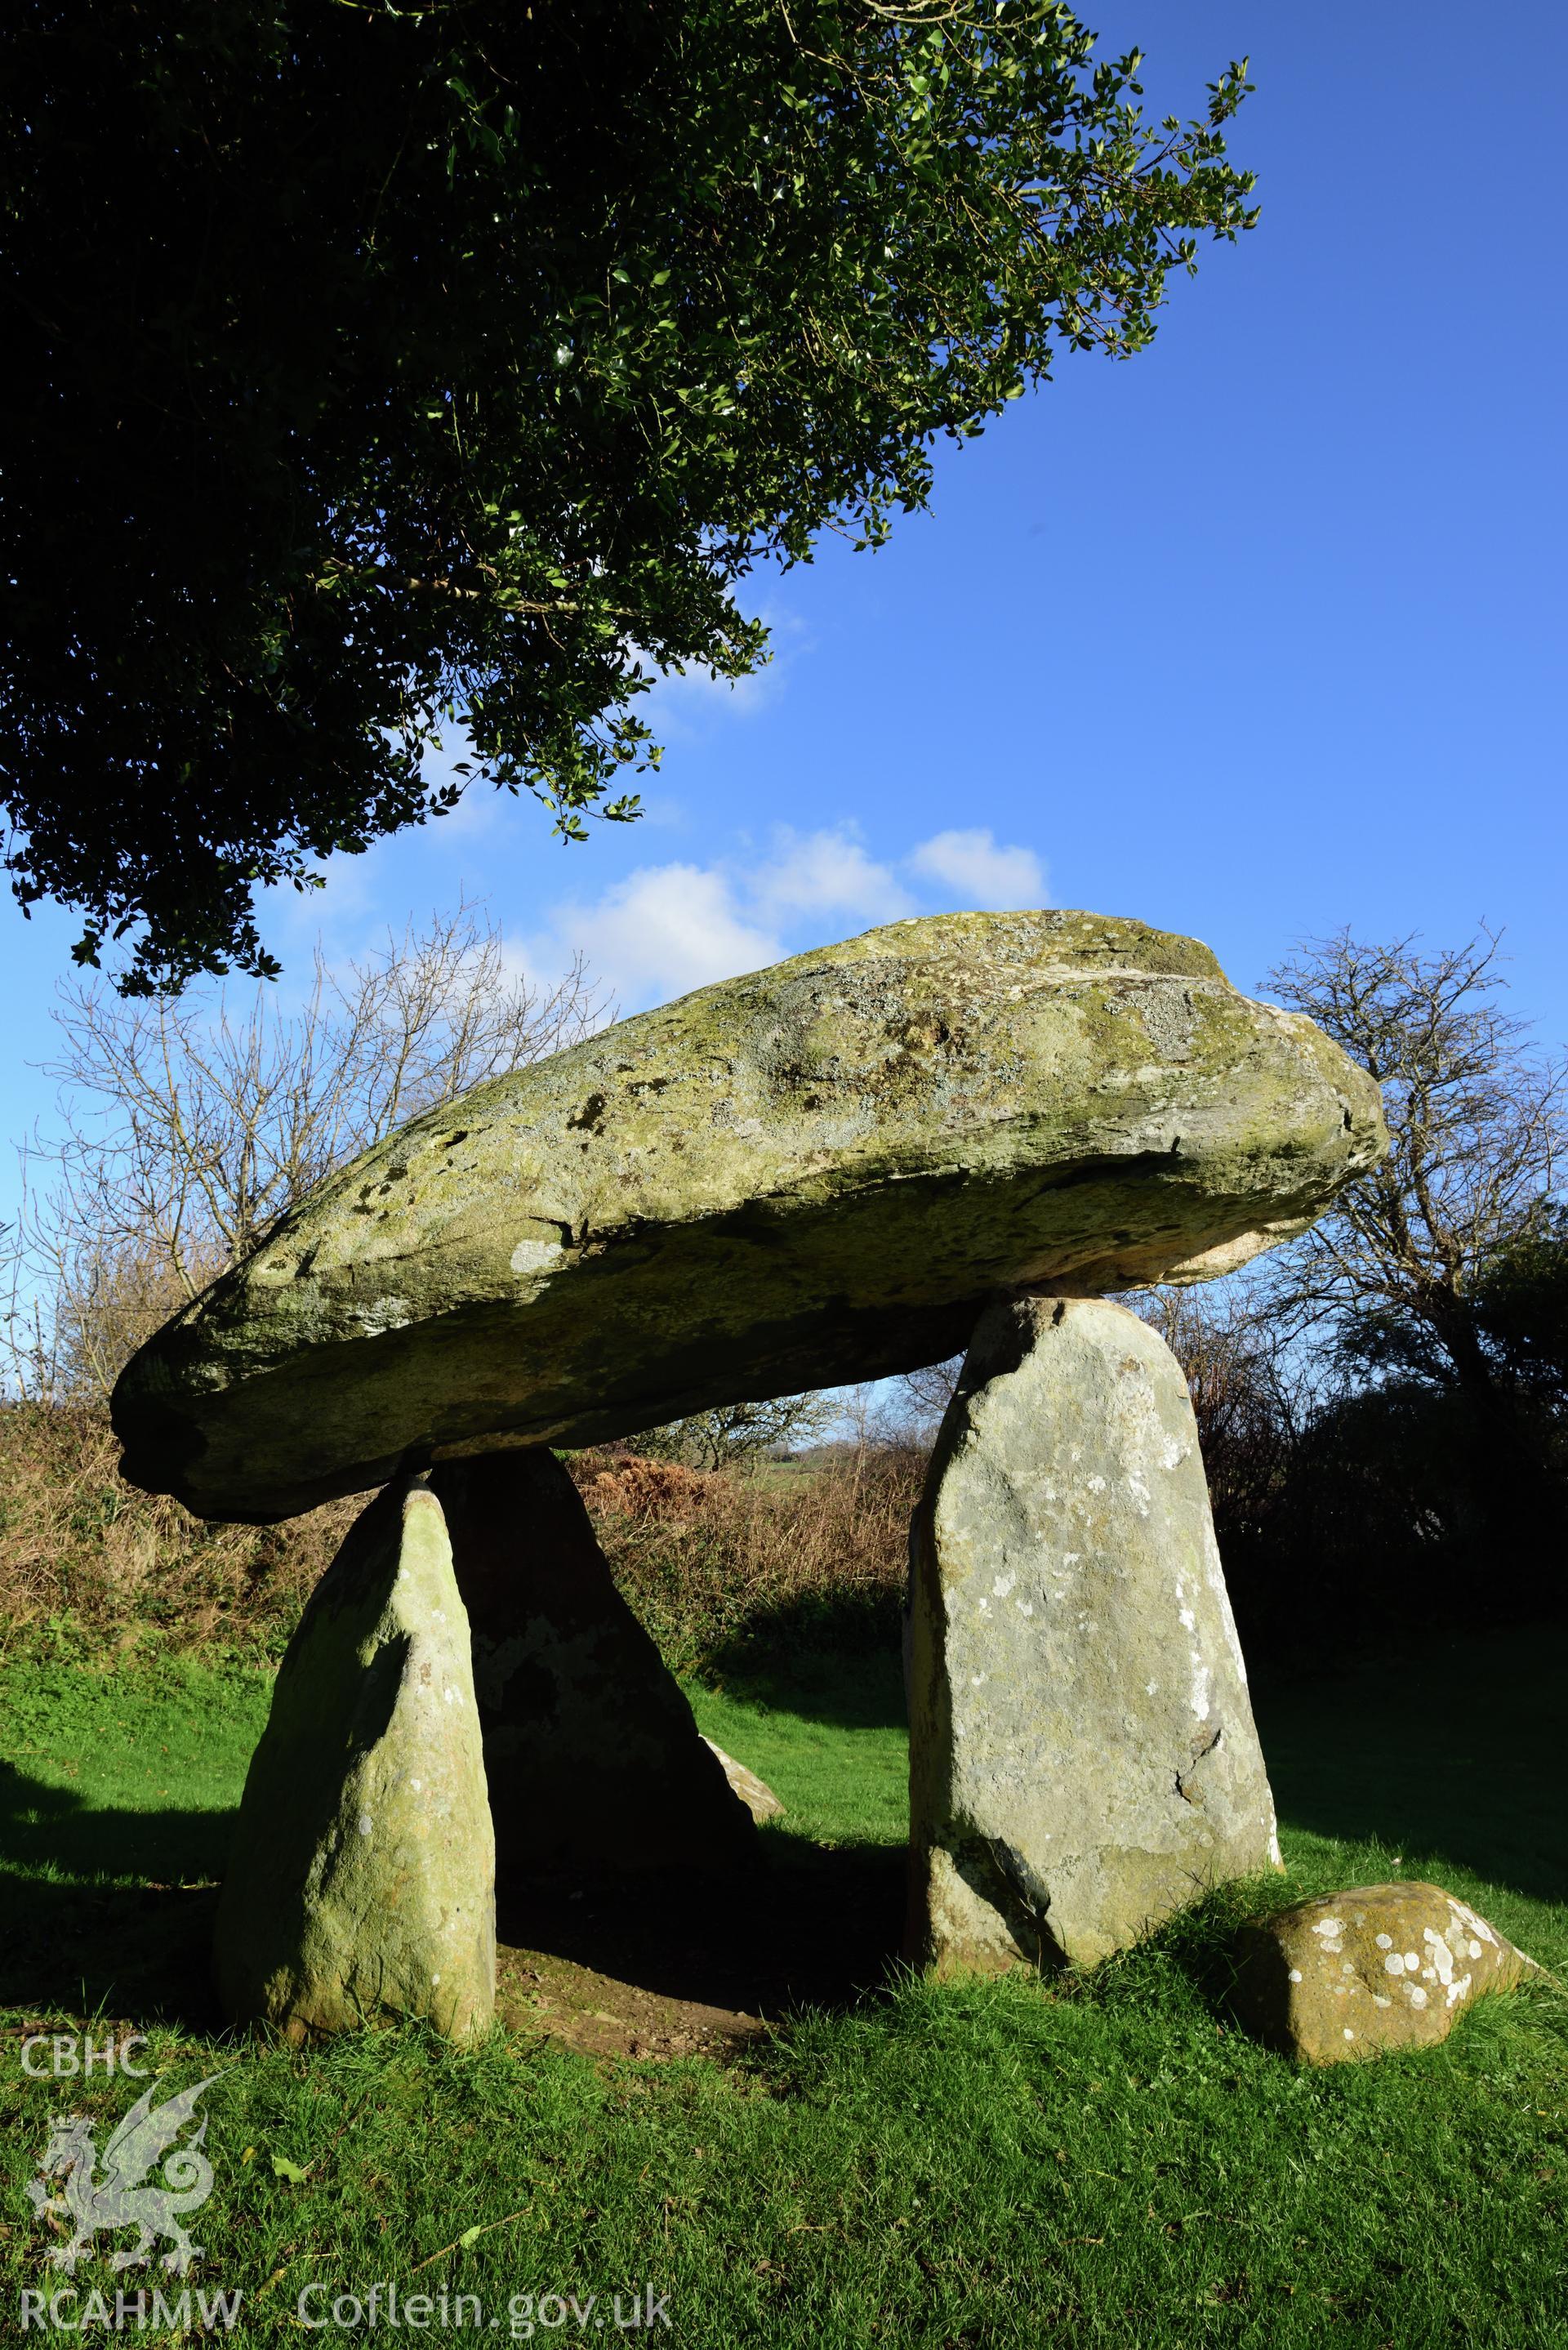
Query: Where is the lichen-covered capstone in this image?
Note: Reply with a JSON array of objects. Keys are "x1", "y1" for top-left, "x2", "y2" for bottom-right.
[
  {"x1": 113, "y1": 909, "x2": 1385, "y2": 1521},
  {"x1": 1230, "y1": 1884, "x2": 1539, "y2": 2062},
  {"x1": 906, "y1": 1295, "x2": 1281, "y2": 1973},
  {"x1": 430, "y1": 1450, "x2": 755, "y2": 1880},
  {"x1": 214, "y1": 1479, "x2": 495, "y2": 2040}
]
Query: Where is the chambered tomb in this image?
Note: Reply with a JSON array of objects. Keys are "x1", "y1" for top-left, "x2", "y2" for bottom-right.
[{"x1": 112, "y1": 910, "x2": 1387, "y2": 2028}]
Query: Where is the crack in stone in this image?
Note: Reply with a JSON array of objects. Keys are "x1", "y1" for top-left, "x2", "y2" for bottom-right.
[{"x1": 1175, "y1": 1723, "x2": 1223, "y2": 1807}]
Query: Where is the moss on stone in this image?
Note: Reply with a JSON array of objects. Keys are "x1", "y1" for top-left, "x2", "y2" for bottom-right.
[
  {"x1": 213, "y1": 1480, "x2": 496, "y2": 2040},
  {"x1": 114, "y1": 911, "x2": 1387, "y2": 1520}
]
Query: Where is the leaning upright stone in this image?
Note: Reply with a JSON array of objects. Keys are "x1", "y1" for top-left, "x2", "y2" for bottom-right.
[
  {"x1": 214, "y1": 1479, "x2": 495, "y2": 2040},
  {"x1": 430, "y1": 1450, "x2": 755, "y2": 1884},
  {"x1": 906, "y1": 1295, "x2": 1280, "y2": 1973}
]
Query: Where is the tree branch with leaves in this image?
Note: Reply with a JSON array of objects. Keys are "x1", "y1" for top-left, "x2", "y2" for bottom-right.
[{"x1": 2, "y1": 2, "x2": 1254, "y2": 989}]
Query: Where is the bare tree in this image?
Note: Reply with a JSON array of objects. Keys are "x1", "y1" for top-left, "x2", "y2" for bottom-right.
[
  {"x1": 7, "y1": 903, "x2": 606, "y2": 1398},
  {"x1": 1258, "y1": 927, "x2": 1566, "y2": 1400},
  {"x1": 637, "y1": 1393, "x2": 839, "y2": 1473},
  {"x1": 1134, "y1": 1283, "x2": 1299, "y2": 1547},
  {"x1": 893, "y1": 1357, "x2": 963, "y2": 1440}
]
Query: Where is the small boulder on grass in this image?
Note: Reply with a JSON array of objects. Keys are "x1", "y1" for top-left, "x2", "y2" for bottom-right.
[{"x1": 1231, "y1": 1883, "x2": 1539, "y2": 2063}]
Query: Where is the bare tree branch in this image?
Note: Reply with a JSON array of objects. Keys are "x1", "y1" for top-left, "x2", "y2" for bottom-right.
[
  {"x1": 3, "y1": 901, "x2": 608, "y2": 1400},
  {"x1": 1258, "y1": 926, "x2": 1566, "y2": 1393}
]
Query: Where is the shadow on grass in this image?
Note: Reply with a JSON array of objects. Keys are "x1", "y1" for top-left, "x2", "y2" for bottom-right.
[
  {"x1": 701, "y1": 1608, "x2": 906, "y2": 1730},
  {"x1": 0, "y1": 1759, "x2": 229, "y2": 2022},
  {"x1": 0, "y1": 1872, "x2": 223, "y2": 2027},
  {"x1": 6, "y1": 1621, "x2": 1560, "y2": 2030},
  {"x1": 1255, "y1": 1622, "x2": 1568, "y2": 1905},
  {"x1": 0, "y1": 1749, "x2": 906, "y2": 2029},
  {"x1": 0, "y1": 1757, "x2": 235, "y2": 1885},
  {"x1": 497, "y1": 1831, "x2": 907, "y2": 2020}
]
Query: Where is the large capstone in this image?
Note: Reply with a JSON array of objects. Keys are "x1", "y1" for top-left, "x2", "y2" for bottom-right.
[
  {"x1": 112, "y1": 910, "x2": 1385, "y2": 1519},
  {"x1": 906, "y1": 1295, "x2": 1281, "y2": 1973},
  {"x1": 214, "y1": 1478, "x2": 496, "y2": 2040},
  {"x1": 429, "y1": 1449, "x2": 755, "y2": 1882}
]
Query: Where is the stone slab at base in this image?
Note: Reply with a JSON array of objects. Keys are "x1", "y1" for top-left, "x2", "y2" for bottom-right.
[
  {"x1": 906, "y1": 1295, "x2": 1281, "y2": 1973},
  {"x1": 702, "y1": 1737, "x2": 785, "y2": 1822}
]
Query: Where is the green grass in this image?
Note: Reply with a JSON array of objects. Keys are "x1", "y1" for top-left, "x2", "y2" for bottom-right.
[
  {"x1": 0, "y1": 1657, "x2": 272, "y2": 1888},
  {"x1": 1, "y1": 1630, "x2": 1565, "y2": 2347},
  {"x1": 690, "y1": 1651, "x2": 909, "y2": 1848}
]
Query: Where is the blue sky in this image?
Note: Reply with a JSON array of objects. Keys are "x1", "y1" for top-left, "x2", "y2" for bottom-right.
[{"x1": 2, "y1": 1, "x2": 1564, "y2": 1193}]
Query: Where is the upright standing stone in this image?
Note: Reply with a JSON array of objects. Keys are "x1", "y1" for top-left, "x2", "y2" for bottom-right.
[
  {"x1": 906, "y1": 1295, "x2": 1280, "y2": 1973},
  {"x1": 430, "y1": 1450, "x2": 755, "y2": 1884},
  {"x1": 214, "y1": 1478, "x2": 496, "y2": 2040}
]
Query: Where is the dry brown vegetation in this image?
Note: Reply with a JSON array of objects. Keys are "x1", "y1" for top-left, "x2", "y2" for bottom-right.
[
  {"x1": 3, "y1": 916, "x2": 1561, "y2": 1687},
  {"x1": 576, "y1": 1443, "x2": 922, "y2": 1677},
  {"x1": 0, "y1": 1405, "x2": 920, "y2": 1674},
  {"x1": 0, "y1": 1402, "x2": 359, "y2": 1662}
]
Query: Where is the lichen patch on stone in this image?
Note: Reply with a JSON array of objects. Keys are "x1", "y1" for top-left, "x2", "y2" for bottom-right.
[{"x1": 114, "y1": 907, "x2": 1388, "y2": 1522}]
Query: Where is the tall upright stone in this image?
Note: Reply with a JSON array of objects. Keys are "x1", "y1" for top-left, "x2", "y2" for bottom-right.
[
  {"x1": 906, "y1": 1295, "x2": 1280, "y2": 1973},
  {"x1": 214, "y1": 1478, "x2": 496, "y2": 2040},
  {"x1": 430, "y1": 1450, "x2": 755, "y2": 1884}
]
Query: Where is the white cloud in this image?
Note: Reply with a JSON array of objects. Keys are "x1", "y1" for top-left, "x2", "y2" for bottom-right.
[
  {"x1": 639, "y1": 607, "x2": 808, "y2": 742},
  {"x1": 256, "y1": 843, "x2": 385, "y2": 956},
  {"x1": 528, "y1": 822, "x2": 1049, "y2": 1015},
  {"x1": 539, "y1": 863, "x2": 782, "y2": 1007},
  {"x1": 649, "y1": 659, "x2": 782, "y2": 734},
  {"x1": 531, "y1": 826, "x2": 909, "y2": 1011},
  {"x1": 905, "y1": 827, "x2": 1047, "y2": 911},
  {"x1": 425, "y1": 779, "x2": 506, "y2": 841},
  {"x1": 749, "y1": 827, "x2": 914, "y2": 927}
]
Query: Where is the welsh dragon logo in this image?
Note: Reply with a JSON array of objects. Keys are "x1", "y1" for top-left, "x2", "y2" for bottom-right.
[{"x1": 27, "y1": 2076, "x2": 220, "y2": 2275}]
